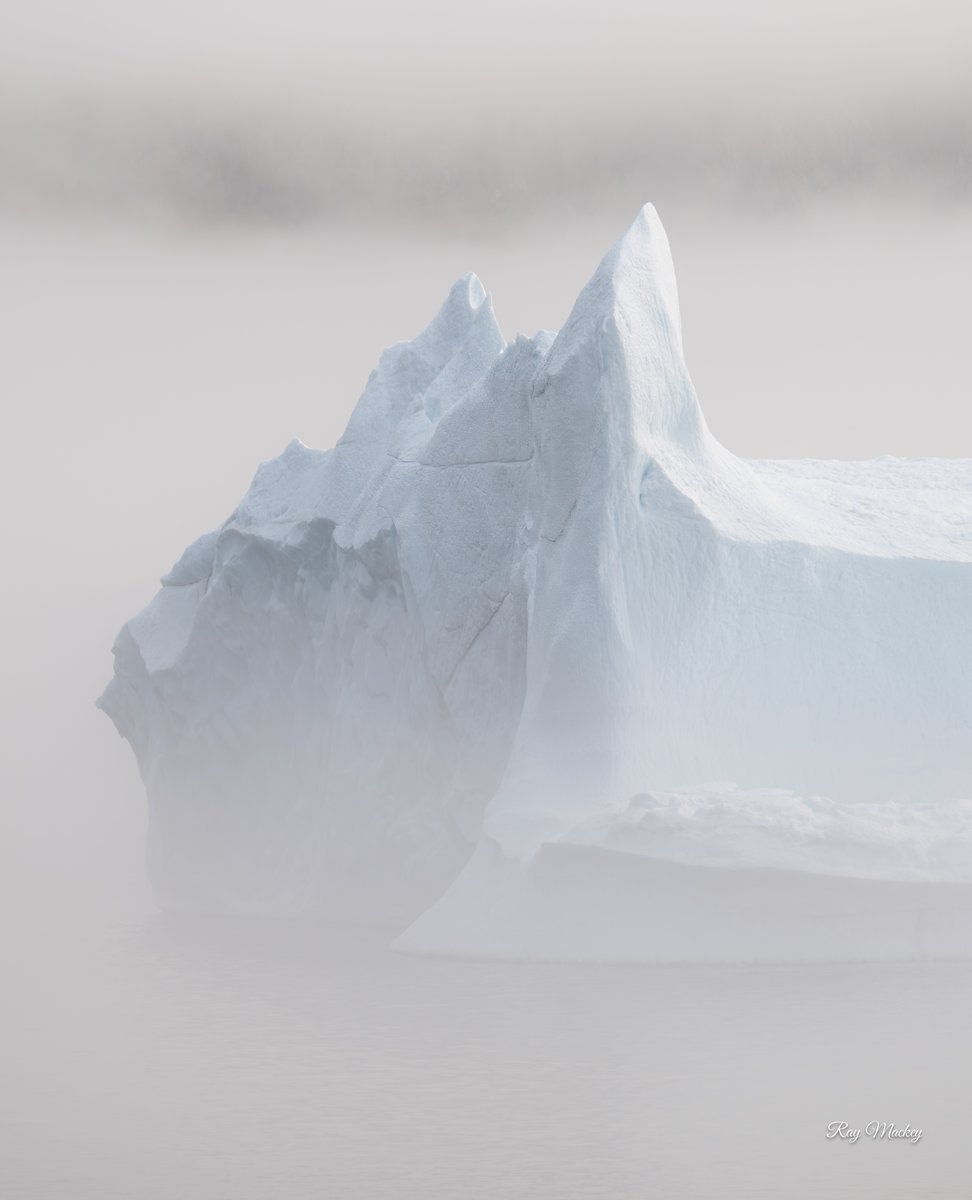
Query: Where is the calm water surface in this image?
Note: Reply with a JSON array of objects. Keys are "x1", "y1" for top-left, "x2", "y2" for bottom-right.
[{"x1": 3, "y1": 913, "x2": 969, "y2": 1199}]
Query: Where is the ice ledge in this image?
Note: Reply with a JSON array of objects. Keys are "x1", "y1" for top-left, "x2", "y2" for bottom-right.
[{"x1": 396, "y1": 839, "x2": 972, "y2": 964}]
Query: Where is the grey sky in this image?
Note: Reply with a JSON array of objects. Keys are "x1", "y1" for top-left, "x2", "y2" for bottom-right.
[{"x1": 3, "y1": 0, "x2": 972, "y2": 223}]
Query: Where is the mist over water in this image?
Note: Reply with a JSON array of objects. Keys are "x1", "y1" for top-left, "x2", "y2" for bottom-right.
[
  {"x1": 5, "y1": 912, "x2": 972, "y2": 1199},
  {"x1": 4, "y1": 0, "x2": 972, "y2": 1194}
]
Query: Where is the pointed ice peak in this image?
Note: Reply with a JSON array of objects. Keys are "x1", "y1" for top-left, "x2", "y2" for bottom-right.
[
  {"x1": 608, "y1": 203, "x2": 683, "y2": 347},
  {"x1": 338, "y1": 269, "x2": 503, "y2": 450},
  {"x1": 407, "y1": 269, "x2": 503, "y2": 367},
  {"x1": 429, "y1": 271, "x2": 492, "y2": 336},
  {"x1": 450, "y1": 271, "x2": 488, "y2": 309},
  {"x1": 547, "y1": 204, "x2": 684, "y2": 374}
]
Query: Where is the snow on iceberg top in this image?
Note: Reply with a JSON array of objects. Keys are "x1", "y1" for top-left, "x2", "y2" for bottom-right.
[
  {"x1": 180, "y1": 203, "x2": 971, "y2": 577},
  {"x1": 751, "y1": 456, "x2": 972, "y2": 562}
]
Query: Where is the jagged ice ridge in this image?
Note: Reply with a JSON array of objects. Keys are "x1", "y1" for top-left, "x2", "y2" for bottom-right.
[{"x1": 100, "y1": 206, "x2": 972, "y2": 961}]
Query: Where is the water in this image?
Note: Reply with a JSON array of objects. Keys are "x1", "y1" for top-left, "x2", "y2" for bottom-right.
[{"x1": 3, "y1": 910, "x2": 969, "y2": 1199}]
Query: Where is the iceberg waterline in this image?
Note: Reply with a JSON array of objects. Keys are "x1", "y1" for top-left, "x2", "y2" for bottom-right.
[{"x1": 100, "y1": 205, "x2": 972, "y2": 960}]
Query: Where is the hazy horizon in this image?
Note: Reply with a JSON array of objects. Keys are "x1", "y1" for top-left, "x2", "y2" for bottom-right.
[
  {"x1": 4, "y1": 0, "x2": 972, "y2": 227},
  {"x1": 3, "y1": 2, "x2": 971, "y2": 1196}
]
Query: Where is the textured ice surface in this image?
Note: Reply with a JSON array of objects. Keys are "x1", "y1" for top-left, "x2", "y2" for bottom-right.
[{"x1": 100, "y1": 205, "x2": 972, "y2": 956}]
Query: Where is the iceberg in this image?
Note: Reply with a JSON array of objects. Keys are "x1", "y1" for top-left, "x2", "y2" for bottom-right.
[{"x1": 100, "y1": 205, "x2": 972, "y2": 960}]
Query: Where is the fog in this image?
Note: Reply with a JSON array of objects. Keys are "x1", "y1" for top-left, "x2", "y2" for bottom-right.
[
  {"x1": 3, "y1": 0, "x2": 972, "y2": 1195},
  {"x1": 4, "y1": 0, "x2": 972, "y2": 224}
]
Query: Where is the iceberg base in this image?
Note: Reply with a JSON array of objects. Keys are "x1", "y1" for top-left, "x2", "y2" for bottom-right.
[{"x1": 396, "y1": 840, "x2": 972, "y2": 963}]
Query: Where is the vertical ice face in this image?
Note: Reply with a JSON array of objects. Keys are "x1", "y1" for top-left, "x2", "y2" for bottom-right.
[
  {"x1": 100, "y1": 204, "x2": 972, "y2": 936},
  {"x1": 483, "y1": 205, "x2": 775, "y2": 854},
  {"x1": 98, "y1": 266, "x2": 525, "y2": 923},
  {"x1": 481, "y1": 206, "x2": 700, "y2": 849}
]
